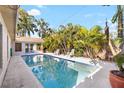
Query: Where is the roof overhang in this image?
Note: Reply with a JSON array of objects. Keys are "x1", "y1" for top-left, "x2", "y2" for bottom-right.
[
  {"x1": 0, "y1": 5, "x2": 18, "y2": 41},
  {"x1": 15, "y1": 37, "x2": 43, "y2": 44}
]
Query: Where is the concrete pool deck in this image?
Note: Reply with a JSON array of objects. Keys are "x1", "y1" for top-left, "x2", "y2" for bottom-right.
[
  {"x1": 76, "y1": 61, "x2": 116, "y2": 88},
  {"x1": 2, "y1": 56, "x2": 42, "y2": 88},
  {"x1": 1, "y1": 54, "x2": 116, "y2": 88}
]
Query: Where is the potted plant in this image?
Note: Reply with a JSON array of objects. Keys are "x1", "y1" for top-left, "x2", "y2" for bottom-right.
[{"x1": 109, "y1": 53, "x2": 124, "y2": 88}]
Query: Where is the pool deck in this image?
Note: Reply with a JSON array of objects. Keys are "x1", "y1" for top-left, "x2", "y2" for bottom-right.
[
  {"x1": 2, "y1": 56, "x2": 42, "y2": 88},
  {"x1": 76, "y1": 62, "x2": 116, "y2": 88},
  {"x1": 1, "y1": 54, "x2": 117, "y2": 88}
]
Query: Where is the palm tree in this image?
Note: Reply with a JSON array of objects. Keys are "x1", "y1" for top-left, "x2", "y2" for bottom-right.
[
  {"x1": 17, "y1": 8, "x2": 37, "y2": 36},
  {"x1": 75, "y1": 25, "x2": 105, "y2": 58},
  {"x1": 36, "y1": 18, "x2": 54, "y2": 38},
  {"x1": 43, "y1": 24, "x2": 106, "y2": 57},
  {"x1": 111, "y1": 5, "x2": 123, "y2": 38}
]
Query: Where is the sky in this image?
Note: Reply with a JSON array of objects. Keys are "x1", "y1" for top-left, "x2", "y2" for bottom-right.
[{"x1": 21, "y1": 5, "x2": 117, "y2": 37}]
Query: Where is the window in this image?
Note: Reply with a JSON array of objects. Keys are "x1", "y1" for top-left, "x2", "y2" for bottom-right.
[{"x1": 15, "y1": 43, "x2": 22, "y2": 52}]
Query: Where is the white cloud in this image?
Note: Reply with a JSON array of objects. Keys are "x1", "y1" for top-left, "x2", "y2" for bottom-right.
[{"x1": 27, "y1": 9, "x2": 41, "y2": 16}]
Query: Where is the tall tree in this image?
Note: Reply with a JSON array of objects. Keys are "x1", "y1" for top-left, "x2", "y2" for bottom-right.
[
  {"x1": 36, "y1": 18, "x2": 54, "y2": 38},
  {"x1": 112, "y1": 5, "x2": 123, "y2": 38},
  {"x1": 17, "y1": 8, "x2": 37, "y2": 36},
  {"x1": 43, "y1": 24, "x2": 106, "y2": 58}
]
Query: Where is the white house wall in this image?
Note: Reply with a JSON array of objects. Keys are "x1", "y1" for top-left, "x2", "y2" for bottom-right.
[
  {"x1": 33, "y1": 44, "x2": 37, "y2": 51},
  {"x1": 0, "y1": 12, "x2": 12, "y2": 87},
  {"x1": 14, "y1": 43, "x2": 43, "y2": 55}
]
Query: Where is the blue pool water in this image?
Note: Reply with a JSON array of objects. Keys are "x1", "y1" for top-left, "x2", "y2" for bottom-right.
[{"x1": 22, "y1": 54, "x2": 98, "y2": 88}]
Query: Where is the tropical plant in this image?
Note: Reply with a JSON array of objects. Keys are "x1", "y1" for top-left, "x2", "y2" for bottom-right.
[
  {"x1": 114, "y1": 54, "x2": 124, "y2": 72},
  {"x1": 109, "y1": 6, "x2": 124, "y2": 86},
  {"x1": 111, "y1": 5, "x2": 123, "y2": 38},
  {"x1": 36, "y1": 18, "x2": 54, "y2": 38},
  {"x1": 113, "y1": 37, "x2": 123, "y2": 48},
  {"x1": 17, "y1": 8, "x2": 37, "y2": 36},
  {"x1": 109, "y1": 52, "x2": 124, "y2": 88},
  {"x1": 74, "y1": 25, "x2": 106, "y2": 57},
  {"x1": 43, "y1": 24, "x2": 106, "y2": 58}
]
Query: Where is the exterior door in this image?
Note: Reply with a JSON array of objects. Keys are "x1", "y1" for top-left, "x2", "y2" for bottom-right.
[{"x1": 15, "y1": 43, "x2": 22, "y2": 52}]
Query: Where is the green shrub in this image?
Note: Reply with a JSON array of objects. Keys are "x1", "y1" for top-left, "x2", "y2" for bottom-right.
[{"x1": 114, "y1": 54, "x2": 124, "y2": 72}]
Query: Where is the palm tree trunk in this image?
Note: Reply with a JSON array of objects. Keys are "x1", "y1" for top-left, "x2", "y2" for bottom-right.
[{"x1": 118, "y1": 5, "x2": 123, "y2": 38}]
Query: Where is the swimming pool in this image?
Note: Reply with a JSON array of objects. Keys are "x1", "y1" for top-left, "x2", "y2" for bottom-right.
[{"x1": 22, "y1": 54, "x2": 99, "y2": 88}]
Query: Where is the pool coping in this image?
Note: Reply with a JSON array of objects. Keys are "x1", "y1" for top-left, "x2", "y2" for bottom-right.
[
  {"x1": 43, "y1": 53, "x2": 98, "y2": 66},
  {"x1": 19, "y1": 56, "x2": 43, "y2": 88}
]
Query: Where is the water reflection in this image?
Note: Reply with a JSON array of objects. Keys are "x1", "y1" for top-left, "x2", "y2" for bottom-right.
[
  {"x1": 31, "y1": 55, "x2": 78, "y2": 88},
  {"x1": 22, "y1": 55, "x2": 43, "y2": 67}
]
